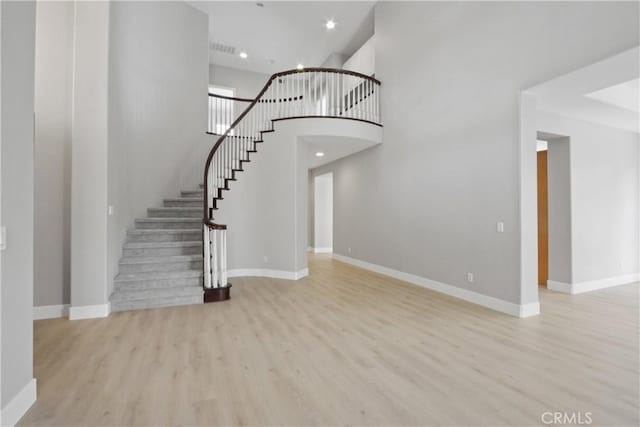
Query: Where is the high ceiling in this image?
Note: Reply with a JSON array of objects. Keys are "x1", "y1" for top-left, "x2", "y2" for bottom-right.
[
  {"x1": 529, "y1": 47, "x2": 640, "y2": 133},
  {"x1": 187, "y1": 1, "x2": 375, "y2": 75},
  {"x1": 585, "y1": 78, "x2": 639, "y2": 114}
]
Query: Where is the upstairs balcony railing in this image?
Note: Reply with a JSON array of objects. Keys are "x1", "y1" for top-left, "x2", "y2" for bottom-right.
[
  {"x1": 207, "y1": 68, "x2": 381, "y2": 136},
  {"x1": 207, "y1": 93, "x2": 252, "y2": 135},
  {"x1": 203, "y1": 68, "x2": 381, "y2": 299}
]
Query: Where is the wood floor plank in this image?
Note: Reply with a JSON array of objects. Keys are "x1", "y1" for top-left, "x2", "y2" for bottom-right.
[{"x1": 19, "y1": 254, "x2": 639, "y2": 426}]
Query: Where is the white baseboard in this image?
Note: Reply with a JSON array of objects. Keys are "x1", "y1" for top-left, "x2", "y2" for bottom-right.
[
  {"x1": 313, "y1": 247, "x2": 332, "y2": 254},
  {"x1": 332, "y1": 254, "x2": 540, "y2": 318},
  {"x1": 548, "y1": 273, "x2": 639, "y2": 295},
  {"x1": 228, "y1": 268, "x2": 309, "y2": 281},
  {"x1": 33, "y1": 304, "x2": 70, "y2": 320},
  {"x1": 0, "y1": 378, "x2": 37, "y2": 427},
  {"x1": 69, "y1": 303, "x2": 111, "y2": 320}
]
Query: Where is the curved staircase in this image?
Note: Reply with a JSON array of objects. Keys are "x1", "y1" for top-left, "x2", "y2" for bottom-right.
[
  {"x1": 111, "y1": 68, "x2": 381, "y2": 311},
  {"x1": 202, "y1": 68, "x2": 381, "y2": 302}
]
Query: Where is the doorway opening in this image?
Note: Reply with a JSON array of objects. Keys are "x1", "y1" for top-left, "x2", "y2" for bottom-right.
[
  {"x1": 536, "y1": 132, "x2": 572, "y2": 289},
  {"x1": 312, "y1": 173, "x2": 333, "y2": 254},
  {"x1": 537, "y1": 139, "x2": 548, "y2": 286}
]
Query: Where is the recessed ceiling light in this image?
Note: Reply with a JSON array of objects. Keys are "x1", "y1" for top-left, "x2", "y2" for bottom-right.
[
  {"x1": 315, "y1": 152, "x2": 324, "y2": 157},
  {"x1": 297, "y1": 64, "x2": 304, "y2": 70},
  {"x1": 239, "y1": 52, "x2": 248, "y2": 59},
  {"x1": 325, "y1": 19, "x2": 336, "y2": 30}
]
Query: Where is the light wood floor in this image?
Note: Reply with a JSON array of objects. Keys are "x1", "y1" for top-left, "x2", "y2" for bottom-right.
[{"x1": 20, "y1": 255, "x2": 639, "y2": 426}]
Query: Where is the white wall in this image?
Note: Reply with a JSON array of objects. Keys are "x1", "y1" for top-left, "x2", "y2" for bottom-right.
[
  {"x1": 313, "y1": 1, "x2": 639, "y2": 308},
  {"x1": 343, "y1": 35, "x2": 374, "y2": 76},
  {"x1": 34, "y1": 0, "x2": 73, "y2": 309},
  {"x1": 1, "y1": 0, "x2": 36, "y2": 421},
  {"x1": 539, "y1": 111, "x2": 639, "y2": 285},
  {"x1": 108, "y1": 0, "x2": 209, "y2": 293},
  {"x1": 313, "y1": 173, "x2": 333, "y2": 252},
  {"x1": 320, "y1": 52, "x2": 348, "y2": 69},
  {"x1": 209, "y1": 64, "x2": 269, "y2": 99}
]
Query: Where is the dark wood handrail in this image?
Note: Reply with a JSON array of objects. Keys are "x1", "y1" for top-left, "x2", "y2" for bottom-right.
[
  {"x1": 203, "y1": 67, "x2": 381, "y2": 226},
  {"x1": 208, "y1": 93, "x2": 254, "y2": 103}
]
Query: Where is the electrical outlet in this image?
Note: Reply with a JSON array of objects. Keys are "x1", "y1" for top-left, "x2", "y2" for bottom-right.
[
  {"x1": 467, "y1": 272, "x2": 474, "y2": 283},
  {"x1": 108, "y1": 205, "x2": 115, "y2": 216},
  {"x1": 0, "y1": 226, "x2": 6, "y2": 250},
  {"x1": 263, "y1": 255, "x2": 268, "y2": 264},
  {"x1": 348, "y1": 247, "x2": 352, "y2": 254},
  {"x1": 496, "y1": 222, "x2": 504, "y2": 233}
]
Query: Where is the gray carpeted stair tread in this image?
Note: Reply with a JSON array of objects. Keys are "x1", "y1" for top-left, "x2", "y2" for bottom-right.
[
  {"x1": 147, "y1": 207, "x2": 202, "y2": 217},
  {"x1": 163, "y1": 198, "x2": 202, "y2": 207},
  {"x1": 135, "y1": 217, "x2": 202, "y2": 229},
  {"x1": 115, "y1": 269, "x2": 203, "y2": 282},
  {"x1": 119, "y1": 254, "x2": 202, "y2": 265},
  {"x1": 124, "y1": 241, "x2": 202, "y2": 249}
]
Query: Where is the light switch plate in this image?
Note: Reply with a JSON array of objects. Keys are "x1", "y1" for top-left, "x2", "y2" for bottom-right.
[{"x1": 1, "y1": 226, "x2": 6, "y2": 250}]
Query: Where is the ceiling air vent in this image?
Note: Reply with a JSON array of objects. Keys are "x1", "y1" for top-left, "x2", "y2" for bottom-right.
[{"x1": 210, "y1": 42, "x2": 236, "y2": 55}]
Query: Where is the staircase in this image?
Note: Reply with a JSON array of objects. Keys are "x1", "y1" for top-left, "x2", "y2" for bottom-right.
[
  {"x1": 110, "y1": 67, "x2": 381, "y2": 312},
  {"x1": 202, "y1": 68, "x2": 382, "y2": 301},
  {"x1": 110, "y1": 186, "x2": 205, "y2": 312}
]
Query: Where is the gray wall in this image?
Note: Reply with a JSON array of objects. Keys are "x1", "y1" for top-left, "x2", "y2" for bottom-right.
[
  {"x1": 1, "y1": 0, "x2": 35, "y2": 409},
  {"x1": 70, "y1": 0, "x2": 110, "y2": 310},
  {"x1": 208, "y1": 66, "x2": 299, "y2": 273},
  {"x1": 546, "y1": 137, "x2": 572, "y2": 284},
  {"x1": 209, "y1": 64, "x2": 269, "y2": 99},
  {"x1": 108, "y1": 0, "x2": 209, "y2": 290},
  {"x1": 314, "y1": 1, "x2": 639, "y2": 305},
  {"x1": 307, "y1": 171, "x2": 314, "y2": 247},
  {"x1": 216, "y1": 118, "x2": 379, "y2": 274},
  {"x1": 539, "y1": 111, "x2": 639, "y2": 284},
  {"x1": 313, "y1": 173, "x2": 333, "y2": 250},
  {"x1": 215, "y1": 126, "x2": 298, "y2": 273},
  {"x1": 34, "y1": 0, "x2": 73, "y2": 307}
]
